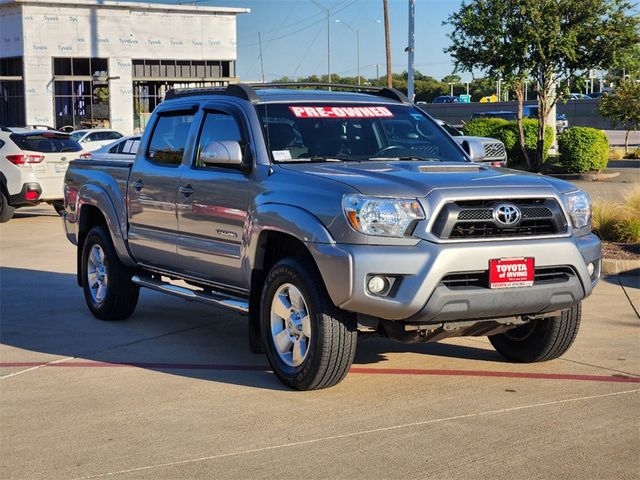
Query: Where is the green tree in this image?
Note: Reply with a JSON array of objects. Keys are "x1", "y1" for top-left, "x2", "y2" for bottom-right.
[
  {"x1": 599, "y1": 81, "x2": 640, "y2": 153},
  {"x1": 521, "y1": 0, "x2": 639, "y2": 167},
  {"x1": 445, "y1": 0, "x2": 534, "y2": 167}
]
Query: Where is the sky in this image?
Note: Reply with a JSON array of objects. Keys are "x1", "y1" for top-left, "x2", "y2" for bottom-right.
[{"x1": 144, "y1": 0, "x2": 465, "y2": 82}]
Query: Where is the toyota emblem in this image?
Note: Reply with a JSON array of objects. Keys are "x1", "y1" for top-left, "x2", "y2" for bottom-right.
[{"x1": 493, "y1": 203, "x2": 521, "y2": 226}]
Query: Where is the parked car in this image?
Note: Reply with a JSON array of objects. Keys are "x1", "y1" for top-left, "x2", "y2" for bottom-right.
[
  {"x1": 70, "y1": 129, "x2": 124, "y2": 152},
  {"x1": 89, "y1": 136, "x2": 141, "y2": 162},
  {"x1": 433, "y1": 118, "x2": 507, "y2": 166},
  {"x1": 432, "y1": 95, "x2": 459, "y2": 104},
  {"x1": 587, "y1": 91, "x2": 608, "y2": 99},
  {"x1": 522, "y1": 105, "x2": 569, "y2": 133},
  {"x1": 63, "y1": 83, "x2": 600, "y2": 390},
  {"x1": 569, "y1": 93, "x2": 590, "y2": 100},
  {"x1": 0, "y1": 129, "x2": 88, "y2": 221}
]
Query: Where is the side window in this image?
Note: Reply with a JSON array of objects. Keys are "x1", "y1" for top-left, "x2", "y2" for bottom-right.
[
  {"x1": 129, "y1": 139, "x2": 140, "y2": 154},
  {"x1": 86, "y1": 133, "x2": 101, "y2": 142},
  {"x1": 147, "y1": 114, "x2": 194, "y2": 166},
  {"x1": 195, "y1": 112, "x2": 243, "y2": 168},
  {"x1": 106, "y1": 132, "x2": 123, "y2": 140},
  {"x1": 108, "y1": 142, "x2": 120, "y2": 154}
]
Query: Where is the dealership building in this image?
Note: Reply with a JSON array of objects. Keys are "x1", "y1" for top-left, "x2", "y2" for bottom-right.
[{"x1": 0, "y1": 0, "x2": 248, "y2": 133}]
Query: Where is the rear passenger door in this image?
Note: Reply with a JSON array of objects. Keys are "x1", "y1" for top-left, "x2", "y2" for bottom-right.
[
  {"x1": 128, "y1": 111, "x2": 195, "y2": 271},
  {"x1": 177, "y1": 105, "x2": 251, "y2": 289}
]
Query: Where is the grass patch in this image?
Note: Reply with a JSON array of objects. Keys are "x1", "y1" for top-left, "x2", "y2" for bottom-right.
[{"x1": 592, "y1": 185, "x2": 640, "y2": 243}]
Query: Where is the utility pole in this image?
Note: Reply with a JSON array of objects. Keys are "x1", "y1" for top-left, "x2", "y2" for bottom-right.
[
  {"x1": 312, "y1": 0, "x2": 331, "y2": 83},
  {"x1": 466, "y1": 81, "x2": 469, "y2": 95},
  {"x1": 383, "y1": 0, "x2": 392, "y2": 88},
  {"x1": 406, "y1": 0, "x2": 415, "y2": 102},
  {"x1": 258, "y1": 32, "x2": 265, "y2": 83},
  {"x1": 327, "y1": 8, "x2": 331, "y2": 83},
  {"x1": 336, "y1": 20, "x2": 360, "y2": 85}
]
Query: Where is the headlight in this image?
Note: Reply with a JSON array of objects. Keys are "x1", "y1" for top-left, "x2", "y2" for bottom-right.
[
  {"x1": 563, "y1": 190, "x2": 592, "y2": 231},
  {"x1": 343, "y1": 194, "x2": 425, "y2": 237}
]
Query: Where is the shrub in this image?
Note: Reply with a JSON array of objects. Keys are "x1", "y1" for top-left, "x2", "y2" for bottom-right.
[
  {"x1": 591, "y1": 201, "x2": 625, "y2": 241},
  {"x1": 462, "y1": 118, "x2": 554, "y2": 166},
  {"x1": 623, "y1": 184, "x2": 640, "y2": 212},
  {"x1": 558, "y1": 127, "x2": 609, "y2": 173},
  {"x1": 462, "y1": 118, "x2": 508, "y2": 138},
  {"x1": 616, "y1": 218, "x2": 640, "y2": 243},
  {"x1": 609, "y1": 148, "x2": 626, "y2": 160},
  {"x1": 628, "y1": 147, "x2": 640, "y2": 159}
]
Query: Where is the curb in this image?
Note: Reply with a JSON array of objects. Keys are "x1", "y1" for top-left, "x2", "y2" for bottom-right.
[
  {"x1": 608, "y1": 160, "x2": 640, "y2": 168},
  {"x1": 547, "y1": 171, "x2": 621, "y2": 181},
  {"x1": 601, "y1": 258, "x2": 640, "y2": 276}
]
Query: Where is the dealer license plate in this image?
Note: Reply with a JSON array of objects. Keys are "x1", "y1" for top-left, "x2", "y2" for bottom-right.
[
  {"x1": 489, "y1": 258, "x2": 534, "y2": 289},
  {"x1": 54, "y1": 163, "x2": 68, "y2": 173}
]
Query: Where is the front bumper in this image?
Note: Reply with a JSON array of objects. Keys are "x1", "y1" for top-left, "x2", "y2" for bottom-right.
[{"x1": 309, "y1": 234, "x2": 600, "y2": 323}]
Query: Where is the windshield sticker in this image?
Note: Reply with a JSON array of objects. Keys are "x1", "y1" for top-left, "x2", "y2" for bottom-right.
[
  {"x1": 289, "y1": 106, "x2": 394, "y2": 119},
  {"x1": 272, "y1": 150, "x2": 292, "y2": 161}
]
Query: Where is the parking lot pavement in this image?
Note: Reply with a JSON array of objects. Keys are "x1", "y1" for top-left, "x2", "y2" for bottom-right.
[{"x1": 1, "y1": 207, "x2": 639, "y2": 480}]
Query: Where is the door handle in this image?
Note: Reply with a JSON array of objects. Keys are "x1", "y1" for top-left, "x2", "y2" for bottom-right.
[
  {"x1": 133, "y1": 179, "x2": 144, "y2": 191},
  {"x1": 179, "y1": 184, "x2": 194, "y2": 196}
]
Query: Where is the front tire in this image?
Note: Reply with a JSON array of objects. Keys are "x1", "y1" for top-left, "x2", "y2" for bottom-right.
[
  {"x1": 0, "y1": 191, "x2": 15, "y2": 223},
  {"x1": 489, "y1": 303, "x2": 581, "y2": 362},
  {"x1": 260, "y1": 258, "x2": 357, "y2": 390},
  {"x1": 81, "y1": 226, "x2": 139, "y2": 320}
]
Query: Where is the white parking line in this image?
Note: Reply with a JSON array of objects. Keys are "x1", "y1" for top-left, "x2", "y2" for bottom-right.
[{"x1": 72, "y1": 388, "x2": 639, "y2": 480}]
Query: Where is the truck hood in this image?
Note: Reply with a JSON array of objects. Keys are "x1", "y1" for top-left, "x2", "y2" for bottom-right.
[{"x1": 278, "y1": 161, "x2": 579, "y2": 197}]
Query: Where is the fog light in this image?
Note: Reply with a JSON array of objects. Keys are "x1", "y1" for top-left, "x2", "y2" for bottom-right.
[
  {"x1": 367, "y1": 275, "x2": 388, "y2": 295},
  {"x1": 587, "y1": 262, "x2": 595, "y2": 276}
]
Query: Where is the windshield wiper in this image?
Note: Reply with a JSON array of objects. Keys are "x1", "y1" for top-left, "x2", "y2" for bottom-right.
[
  {"x1": 368, "y1": 156, "x2": 444, "y2": 162},
  {"x1": 275, "y1": 156, "x2": 346, "y2": 163}
]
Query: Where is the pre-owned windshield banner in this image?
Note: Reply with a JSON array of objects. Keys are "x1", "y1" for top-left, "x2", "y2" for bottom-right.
[{"x1": 289, "y1": 106, "x2": 394, "y2": 118}]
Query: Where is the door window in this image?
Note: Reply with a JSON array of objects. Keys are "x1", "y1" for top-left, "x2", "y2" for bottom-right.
[
  {"x1": 147, "y1": 114, "x2": 194, "y2": 166},
  {"x1": 195, "y1": 112, "x2": 243, "y2": 168}
]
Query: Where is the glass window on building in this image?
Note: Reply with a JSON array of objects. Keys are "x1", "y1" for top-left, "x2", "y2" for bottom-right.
[
  {"x1": 131, "y1": 59, "x2": 235, "y2": 132},
  {"x1": 0, "y1": 57, "x2": 25, "y2": 127},
  {"x1": 53, "y1": 57, "x2": 111, "y2": 130}
]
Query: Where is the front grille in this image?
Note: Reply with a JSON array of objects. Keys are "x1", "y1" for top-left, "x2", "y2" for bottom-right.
[
  {"x1": 449, "y1": 219, "x2": 557, "y2": 238},
  {"x1": 482, "y1": 141, "x2": 506, "y2": 159},
  {"x1": 431, "y1": 198, "x2": 567, "y2": 240},
  {"x1": 441, "y1": 266, "x2": 574, "y2": 289}
]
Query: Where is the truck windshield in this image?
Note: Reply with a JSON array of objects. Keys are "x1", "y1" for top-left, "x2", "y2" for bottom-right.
[{"x1": 256, "y1": 103, "x2": 467, "y2": 163}]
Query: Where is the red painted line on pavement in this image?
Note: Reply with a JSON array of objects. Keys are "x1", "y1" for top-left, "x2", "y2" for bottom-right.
[{"x1": 2, "y1": 361, "x2": 639, "y2": 383}]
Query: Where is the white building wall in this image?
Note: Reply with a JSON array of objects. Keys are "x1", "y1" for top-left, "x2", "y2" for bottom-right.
[{"x1": 1, "y1": 1, "x2": 243, "y2": 132}]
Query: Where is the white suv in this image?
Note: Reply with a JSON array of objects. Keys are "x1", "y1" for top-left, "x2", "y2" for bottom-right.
[{"x1": 0, "y1": 129, "x2": 88, "y2": 222}]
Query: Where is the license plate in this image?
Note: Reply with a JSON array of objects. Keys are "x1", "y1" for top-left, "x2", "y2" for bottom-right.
[
  {"x1": 54, "y1": 163, "x2": 68, "y2": 173},
  {"x1": 489, "y1": 258, "x2": 534, "y2": 289}
]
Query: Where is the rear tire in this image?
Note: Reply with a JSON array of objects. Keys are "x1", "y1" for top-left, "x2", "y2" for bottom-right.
[
  {"x1": 52, "y1": 201, "x2": 65, "y2": 216},
  {"x1": 489, "y1": 303, "x2": 581, "y2": 362},
  {"x1": 0, "y1": 191, "x2": 15, "y2": 223},
  {"x1": 81, "y1": 226, "x2": 139, "y2": 320},
  {"x1": 260, "y1": 257, "x2": 357, "y2": 390}
]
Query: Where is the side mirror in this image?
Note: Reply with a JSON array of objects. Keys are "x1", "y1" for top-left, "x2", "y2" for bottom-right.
[
  {"x1": 200, "y1": 140, "x2": 244, "y2": 166},
  {"x1": 460, "y1": 139, "x2": 485, "y2": 162}
]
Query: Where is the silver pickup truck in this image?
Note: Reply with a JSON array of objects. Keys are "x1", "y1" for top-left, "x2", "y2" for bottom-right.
[{"x1": 63, "y1": 84, "x2": 601, "y2": 390}]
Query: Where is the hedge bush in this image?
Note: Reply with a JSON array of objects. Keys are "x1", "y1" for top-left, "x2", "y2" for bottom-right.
[
  {"x1": 558, "y1": 127, "x2": 609, "y2": 173},
  {"x1": 462, "y1": 118, "x2": 554, "y2": 165},
  {"x1": 462, "y1": 118, "x2": 508, "y2": 138}
]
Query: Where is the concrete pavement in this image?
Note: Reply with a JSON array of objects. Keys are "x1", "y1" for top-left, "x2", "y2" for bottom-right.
[{"x1": 1, "y1": 206, "x2": 638, "y2": 479}]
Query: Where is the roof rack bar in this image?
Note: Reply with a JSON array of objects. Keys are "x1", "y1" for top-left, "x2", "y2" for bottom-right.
[
  {"x1": 164, "y1": 82, "x2": 410, "y2": 105},
  {"x1": 247, "y1": 82, "x2": 410, "y2": 104}
]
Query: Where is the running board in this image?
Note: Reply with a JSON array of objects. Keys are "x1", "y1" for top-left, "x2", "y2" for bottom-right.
[{"x1": 131, "y1": 275, "x2": 249, "y2": 314}]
